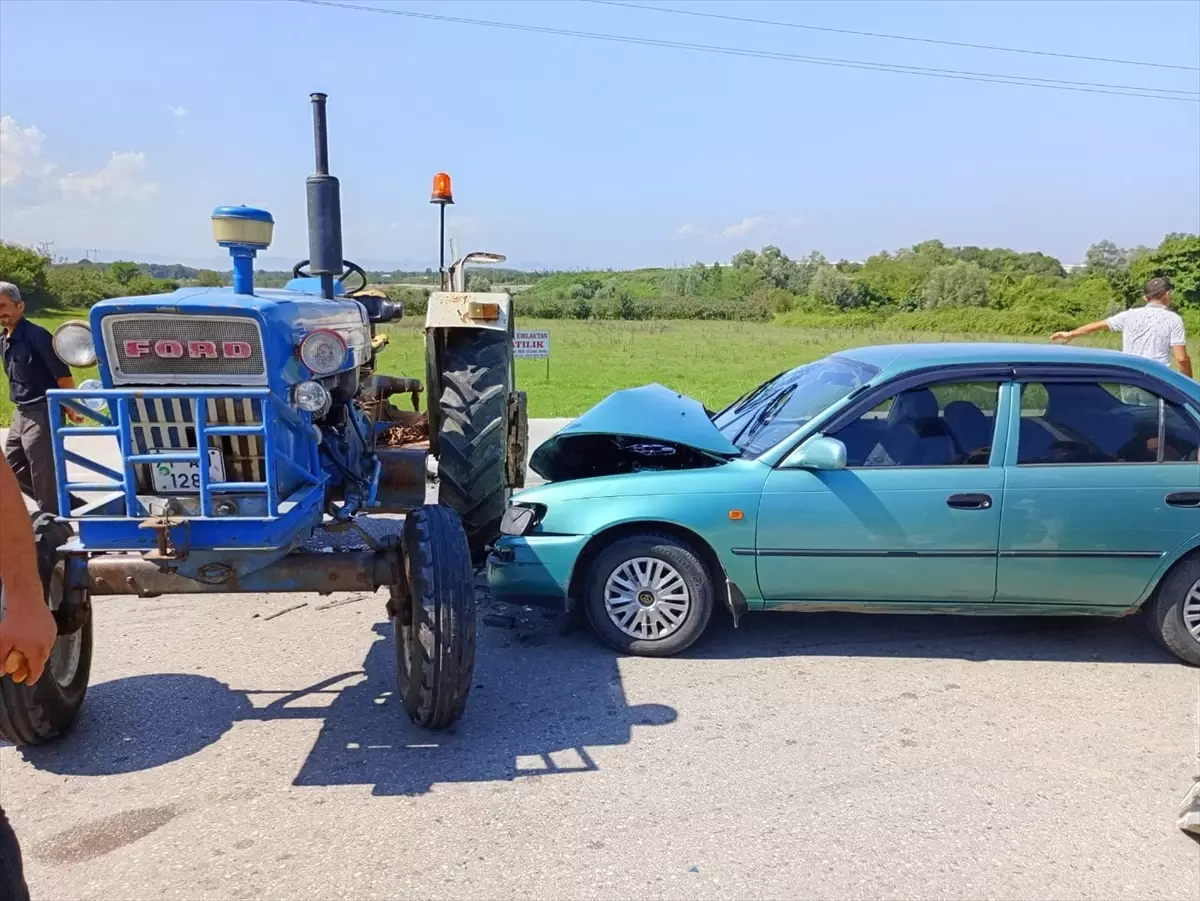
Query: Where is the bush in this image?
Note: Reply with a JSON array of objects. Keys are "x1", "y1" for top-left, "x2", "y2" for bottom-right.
[
  {"x1": 810, "y1": 266, "x2": 864, "y2": 310},
  {"x1": 921, "y1": 261, "x2": 990, "y2": 309}
]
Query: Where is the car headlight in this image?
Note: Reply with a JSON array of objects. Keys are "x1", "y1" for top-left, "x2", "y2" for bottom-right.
[
  {"x1": 52, "y1": 320, "x2": 97, "y2": 368},
  {"x1": 500, "y1": 503, "x2": 545, "y2": 536},
  {"x1": 298, "y1": 329, "x2": 347, "y2": 375},
  {"x1": 293, "y1": 380, "x2": 331, "y2": 414}
]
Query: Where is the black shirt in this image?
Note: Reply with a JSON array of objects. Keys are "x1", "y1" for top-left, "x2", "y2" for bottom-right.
[{"x1": 0, "y1": 318, "x2": 71, "y2": 406}]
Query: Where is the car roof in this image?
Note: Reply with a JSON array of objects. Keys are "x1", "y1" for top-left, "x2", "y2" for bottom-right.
[{"x1": 839, "y1": 342, "x2": 1155, "y2": 373}]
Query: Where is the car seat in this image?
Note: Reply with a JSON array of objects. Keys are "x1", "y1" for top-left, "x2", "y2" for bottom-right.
[
  {"x1": 943, "y1": 401, "x2": 992, "y2": 459},
  {"x1": 875, "y1": 387, "x2": 957, "y2": 466}
]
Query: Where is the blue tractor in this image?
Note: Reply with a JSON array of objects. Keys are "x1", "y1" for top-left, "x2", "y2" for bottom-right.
[{"x1": 0, "y1": 93, "x2": 528, "y2": 744}]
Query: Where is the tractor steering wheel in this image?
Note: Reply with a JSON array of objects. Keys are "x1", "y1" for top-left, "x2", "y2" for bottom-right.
[{"x1": 291, "y1": 259, "x2": 368, "y2": 295}]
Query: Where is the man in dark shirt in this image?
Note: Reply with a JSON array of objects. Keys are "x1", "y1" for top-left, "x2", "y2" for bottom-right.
[{"x1": 0, "y1": 282, "x2": 79, "y2": 515}]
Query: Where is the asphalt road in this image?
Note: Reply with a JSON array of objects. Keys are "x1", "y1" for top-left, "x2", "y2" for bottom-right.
[{"x1": 2, "y1": 420, "x2": 1198, "y2": 900}]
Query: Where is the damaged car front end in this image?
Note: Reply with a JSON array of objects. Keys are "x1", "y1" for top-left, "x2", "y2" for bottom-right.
[{"x1": 486, "y1": 358, "x2": 879, "y2": 654}]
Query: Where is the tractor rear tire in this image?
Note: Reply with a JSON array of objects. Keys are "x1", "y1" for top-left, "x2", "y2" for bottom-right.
[
  {"x1": 393, "y1": 505, "x2": 476, "y2": 730},
  {"x1": 0, "y1": 514, "x2": 92, "y2": 746},
  {"x1": 436, "y1": 329, "x2": 511, "y2": 564}
]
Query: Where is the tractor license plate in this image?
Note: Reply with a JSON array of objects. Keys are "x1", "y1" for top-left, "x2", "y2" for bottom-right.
[{"x1": 151, "y1": 449, "x2": 225, "y2": 493}]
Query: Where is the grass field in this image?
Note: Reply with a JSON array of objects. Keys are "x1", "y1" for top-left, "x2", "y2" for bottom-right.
[{"x1": 1, "y1": 313, "x2": 1190, "y2": 426}]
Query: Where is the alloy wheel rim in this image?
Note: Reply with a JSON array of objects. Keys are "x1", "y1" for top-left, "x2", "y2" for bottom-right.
[
  {"x1": 1184, "y1": 579, "x2": 1200, "y2": 642},
  {"x1": 603, "y1": 556, "x2": 691, "y2": 640}
]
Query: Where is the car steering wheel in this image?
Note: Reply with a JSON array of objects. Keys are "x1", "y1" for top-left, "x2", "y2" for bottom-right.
[{"x1": 291, "y1": 259, "x2": 368, "y2": 295}]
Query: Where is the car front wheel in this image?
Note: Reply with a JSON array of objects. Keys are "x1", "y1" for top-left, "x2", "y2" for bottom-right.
[
  {"x1": 583, "y1": 533, "x2": 714, "y2": 657},
  {"x1": 1147, "y1": 558, "x2": 1200, "y2": 666}
]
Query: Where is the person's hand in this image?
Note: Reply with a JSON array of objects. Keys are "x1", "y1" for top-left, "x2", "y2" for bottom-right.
[
  {"x1": 0, "y1": 592, "x2": 56, "y2": 685},
  {"x1": 1051, "y1": 331, "x2": 1074, "y2": 343},
  {"x1": 65, "y1": 407, "x2": 84, "y2": 424}
]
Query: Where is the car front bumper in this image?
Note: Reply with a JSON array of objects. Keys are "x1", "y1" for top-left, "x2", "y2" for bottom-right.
[{"x1": 486, "y1": 534, "x2": 589, "y2": 610}]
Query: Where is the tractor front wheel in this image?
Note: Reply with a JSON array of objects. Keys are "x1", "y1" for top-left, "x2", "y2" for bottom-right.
[
  {"x1": 0, "y1": 513, "x2": 92, "y2": 745},
  {"x1": 392, "y1": 505, "x2": 477, "y2": 730},
  {"x1": 436, "y1": 329, "x2": 512, "y2": 563}
]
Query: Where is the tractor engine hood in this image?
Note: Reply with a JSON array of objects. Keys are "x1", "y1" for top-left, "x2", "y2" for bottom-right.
[{"x1": 528, "y1": 383, "x2": 739, "y2": 483}]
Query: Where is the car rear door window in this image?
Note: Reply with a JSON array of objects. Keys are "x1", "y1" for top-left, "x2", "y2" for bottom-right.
[
  {"x1": 833, "y1": 381, "x2": 1001, "y2": 467},
  {"x1": 1017, "y1": 381, "x2": 1199, "y2": 464}
]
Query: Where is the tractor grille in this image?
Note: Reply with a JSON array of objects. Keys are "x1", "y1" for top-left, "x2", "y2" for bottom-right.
[
  {"x1": 130, "y1": 396, "x2": 264, "y2": 491},
  {"x1": 103, "y1": 314, "x2": 266, "y2": 385}
]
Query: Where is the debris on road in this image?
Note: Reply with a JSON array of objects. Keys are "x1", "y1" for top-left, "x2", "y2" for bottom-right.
[
  {"x1": 315, "y1": 595, "x2": 369, "y2": 611},
  {"x1": 260, "y1": 602, "x2": 309, "y2": 621}
]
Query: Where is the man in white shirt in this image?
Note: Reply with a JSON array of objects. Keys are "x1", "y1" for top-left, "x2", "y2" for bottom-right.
[{"x1": 1052, "y1": 276, "x2": 1192, "y2": 378}]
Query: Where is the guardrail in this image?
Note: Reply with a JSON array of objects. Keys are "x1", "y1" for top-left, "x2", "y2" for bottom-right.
[{"x1": 47, "y1": 387, "x2": 322, "y2": 520}]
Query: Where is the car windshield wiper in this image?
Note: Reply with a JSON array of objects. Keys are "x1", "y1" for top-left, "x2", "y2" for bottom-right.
[
  {"x1": 732, "y1": 384, "x2": 796, "y2": 448},
  {"x1": 721, "y1": 369, "x2": 789, "y2": 418}
]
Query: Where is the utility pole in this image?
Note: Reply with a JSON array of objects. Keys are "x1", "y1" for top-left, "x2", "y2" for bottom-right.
[
  {"x1": 88, "y1": 248, "x2": 101, "y2": 262},
  {"x1": 36, "y1": 240, "x2": 54, "y2": 259}
]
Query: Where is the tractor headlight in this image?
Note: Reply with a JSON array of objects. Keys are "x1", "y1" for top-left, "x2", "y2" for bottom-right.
[
  {"x1": 298, "y1": 329, "x2": 347, "y2": 375},
  {"x1": 52, "y1": 320, "x2": 97, "y2": 368},
  {"x1": 500, "y1": 503, "x2": 545, "y2": 536},
  {"x1": 293, "y1": 380, "x2": 331, "y2": 414}
]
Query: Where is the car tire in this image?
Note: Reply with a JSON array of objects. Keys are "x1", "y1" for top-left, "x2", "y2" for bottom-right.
[
  {"x1": 1147, "y1": 557, "x2": 1200, "y2": 666},
  {"x1": 0, "y1": 513, "x2": 93, "y2": 745},
  {"x1": 583, "y1": 533, "x2": 714, "y2": 657}
]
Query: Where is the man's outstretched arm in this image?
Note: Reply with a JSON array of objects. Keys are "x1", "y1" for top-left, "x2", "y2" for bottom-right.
[
  {"x1": 1051, "y1": 320, "x2": 1111, "y2": 343},
  {"x1": 0, "y1": 455, "x2": 56, "y2": 684}
]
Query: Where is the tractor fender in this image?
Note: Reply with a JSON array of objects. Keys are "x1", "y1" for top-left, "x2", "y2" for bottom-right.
[{"x1": 424, "y1": 292, "x2": 512, "y2": 334}]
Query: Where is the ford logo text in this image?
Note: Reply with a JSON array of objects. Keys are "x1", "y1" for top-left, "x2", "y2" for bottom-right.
[{"x1": 123, "y1": 339, "x2": 254, "y2": 360}]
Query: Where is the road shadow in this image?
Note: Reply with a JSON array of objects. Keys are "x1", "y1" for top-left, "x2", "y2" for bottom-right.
[
  {"x1": 291, "y1": 617, "x2": 675, "y2": 795},
  {"x1": 690, "y1": 607, "x2": 1178, "y2": 664},
  {"x1": 16, "y1": 607, "x2": 675, "y2": 798}
]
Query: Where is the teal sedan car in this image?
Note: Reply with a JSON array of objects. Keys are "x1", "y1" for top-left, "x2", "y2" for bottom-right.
[{"x1": 487, "y1": 343, "x2": 1200, "y2": 664}]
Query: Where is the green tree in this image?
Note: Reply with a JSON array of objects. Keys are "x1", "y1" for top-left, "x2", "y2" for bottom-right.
[
  {"x1": 0, "y1": 241, "x2": 53, "y2": 308},
  {"x1": 922, "y1": 261, "x2": 990, "y2": 309},
  {"x1": 467, "y1": 274, "x2": 492, "y2": 293},
  {"x1": 195, "y1": 269, "x2": 225, "y2": 287},
  {"x1": 810, "y1": 266, "x2": 863, "y2": 310},
  {"x1": 109, "y1": 261, "x2": 140, "y2": 285},
  {"x1": 1130, "y1": 233, "x2": 1200, "y2": 307}
]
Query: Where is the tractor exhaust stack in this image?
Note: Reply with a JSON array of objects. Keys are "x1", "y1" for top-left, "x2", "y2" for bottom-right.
[{"x1": 306, "y1": 92, "x2": 343, "y2": 300}]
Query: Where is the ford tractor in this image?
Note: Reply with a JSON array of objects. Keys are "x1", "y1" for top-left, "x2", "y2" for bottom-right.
[{"x1": 0, "y1": 93, "x2": 527, "y2": 745}]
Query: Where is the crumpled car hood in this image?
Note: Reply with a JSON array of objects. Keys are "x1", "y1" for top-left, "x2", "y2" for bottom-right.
[{"x1": 529, "y1": 383, "x2": 739, "y2": 482}]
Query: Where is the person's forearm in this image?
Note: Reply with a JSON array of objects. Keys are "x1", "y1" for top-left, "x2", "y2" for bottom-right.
[
  {"x1": 0, "y1": 457, "x2": 41, "y2": 607},
  {"x1": 56, "y1": 376, "x2": 75, "y2": 390},
  {"x1": 1067, "y1": 321, "x2": 1109, "y2": 339},
  {"x1": 1179, "y1": 355, "x2": 1193, "y2": 378}
]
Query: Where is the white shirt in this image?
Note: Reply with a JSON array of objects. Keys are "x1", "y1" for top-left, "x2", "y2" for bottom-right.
[{"x1": 1106, "y1": 303, "x2": 1186, "y2": 367}]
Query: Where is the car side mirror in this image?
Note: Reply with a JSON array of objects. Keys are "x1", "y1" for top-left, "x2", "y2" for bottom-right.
[{"x1": 782, "y1": 435, "x2": 847, "y2": 471}]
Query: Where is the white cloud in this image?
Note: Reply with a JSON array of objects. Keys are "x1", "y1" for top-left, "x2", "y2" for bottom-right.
[
  {"x1": 59, "y1": 151, "x2": 157, "y2": 202},
  {"x1": 719, "y1": 216, "x2": 766, "y2": 240},
  {"x1": 167, "y1": 105, "x2": 188, "y2": 118},
  {"x1": 0, "y1": 116, "x2": 56, "y2": 186},
  {"x1": 676, "y1": 222, "x2": 701, "y2": 238}
]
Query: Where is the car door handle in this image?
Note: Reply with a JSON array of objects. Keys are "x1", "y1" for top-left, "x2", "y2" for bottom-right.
[
  {"x1": 946, "y1": 493, "x2": 992, "y2": 510},
  {"x1": 1166, "y1": 492, "x2": 1200, "y2": 508}
]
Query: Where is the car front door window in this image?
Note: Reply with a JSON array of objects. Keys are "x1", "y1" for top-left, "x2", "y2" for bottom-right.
[{"x1": 834, "y1": 381, "x2": 1001, "y2": 467}]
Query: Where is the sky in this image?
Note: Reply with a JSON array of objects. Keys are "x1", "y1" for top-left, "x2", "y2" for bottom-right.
[{"x1": 0, "y1": 0, "x2": 1197, "y2": 270}]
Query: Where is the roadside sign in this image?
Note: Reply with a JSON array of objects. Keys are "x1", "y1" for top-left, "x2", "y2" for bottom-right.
[
  {"x1": 514, "y1": 329, "x2": 551, "y2": 380},
  {"x1": 514, "y1": 330, "x2": 550, "y2": 358}
]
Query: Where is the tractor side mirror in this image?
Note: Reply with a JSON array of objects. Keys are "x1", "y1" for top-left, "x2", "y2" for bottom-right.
[{"x1": 449, "y1": 251, "x2": 507, "y2": 292}]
